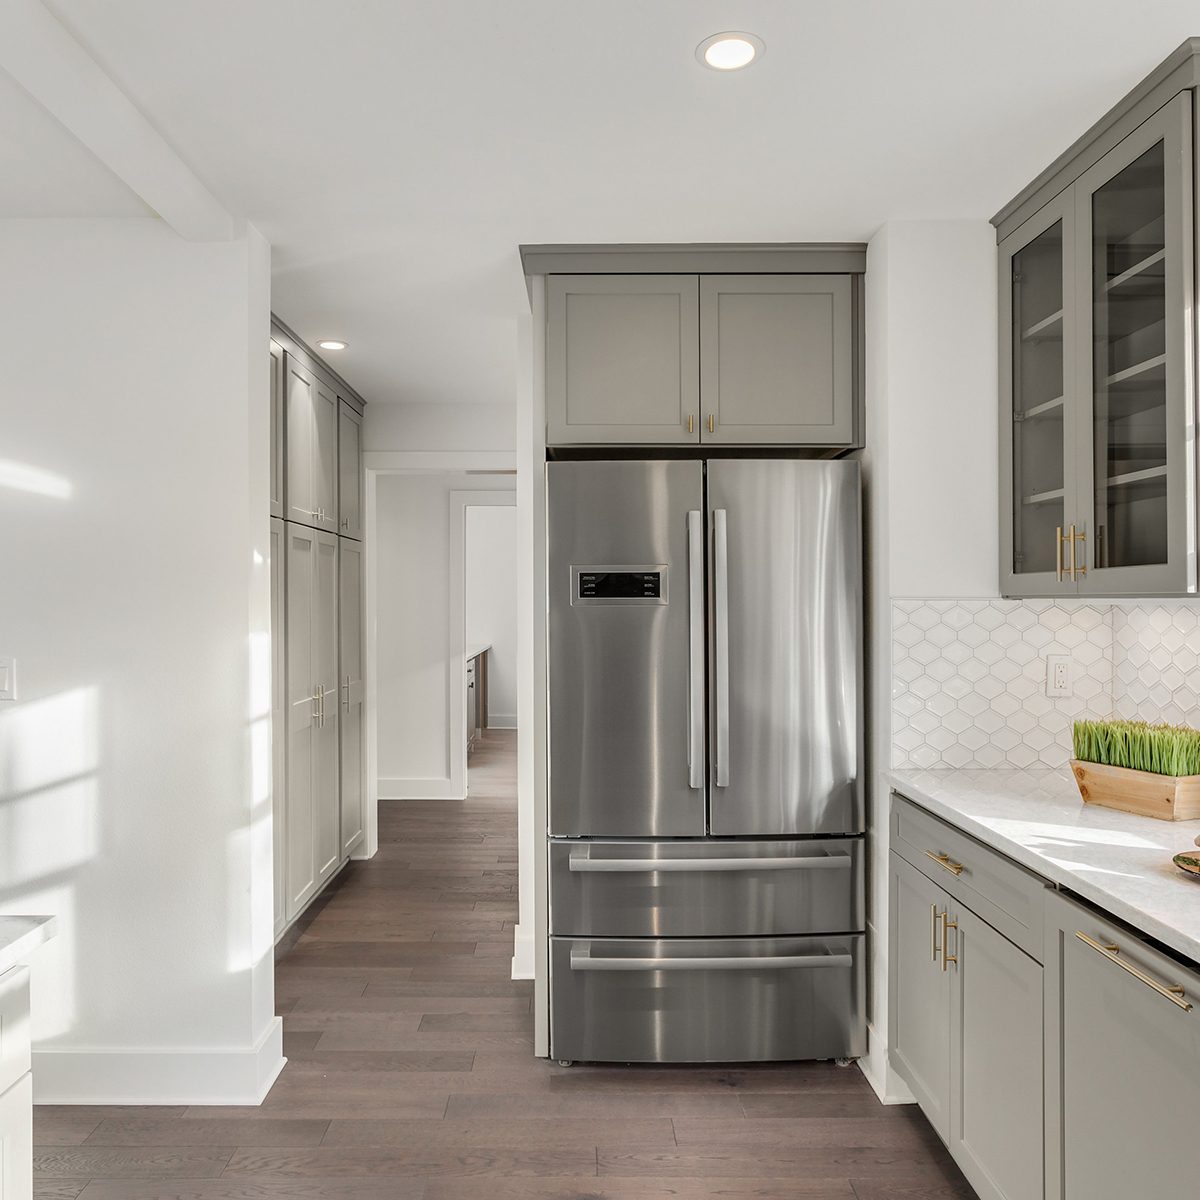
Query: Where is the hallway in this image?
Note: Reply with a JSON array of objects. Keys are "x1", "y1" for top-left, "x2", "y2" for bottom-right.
[{"x1": 33, "y1": 729, "x2": 970, "y2": 1198}]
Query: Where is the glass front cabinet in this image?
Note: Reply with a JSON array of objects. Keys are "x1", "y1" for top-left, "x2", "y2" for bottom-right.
[{"x1": 1000, "y1": 91, "x2": 1194, "y2": 596}]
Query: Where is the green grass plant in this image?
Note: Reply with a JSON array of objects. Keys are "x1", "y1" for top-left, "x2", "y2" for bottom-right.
[{"x1": 1073, "y1": 718, "x2": 1200, "y2": 777}]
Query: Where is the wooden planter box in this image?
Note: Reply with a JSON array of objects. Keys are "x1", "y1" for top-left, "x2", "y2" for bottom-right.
[{"x1": 1071, "y1": 759, "x2": 1200, "y2": 821}]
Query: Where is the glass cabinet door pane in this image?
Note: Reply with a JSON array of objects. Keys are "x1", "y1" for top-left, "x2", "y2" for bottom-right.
[
  {"x1": 1011, "y1": 220, "x2": 1066, "y2": 576},
  {"x1": 1090, "y1": 140, "x2": 1168, "y2": 569}
]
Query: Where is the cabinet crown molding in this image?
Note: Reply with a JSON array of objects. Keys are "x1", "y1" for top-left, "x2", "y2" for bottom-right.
[{"x1": 520, "y1": 243, "x2": 867, "y2": 279}]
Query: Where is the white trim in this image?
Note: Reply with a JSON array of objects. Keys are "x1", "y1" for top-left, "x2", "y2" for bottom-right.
[
  {"x1": 858, "y1": 1029, "x2": 916, "y2": 1106},
  {"x1": 0, "y1": 0, "x2": 235, "y2": 241},
  {"x1": 378, "y1": 776, "x2": 461, "y2": 800},
  {"x1": 33, "y1": 1016, "x2": 285, "y2": 1106},
  {"x1": 450, "y1": 489, "x2": 518, "y2": 800},
  {"x1": 364, "y1": 451, "x2": 517, "y2": 472},
  {"x1": 510, "y1": 924, "x2": 535, "y2": 980},
  {"x1": 361, "y1": 468, "x2": 379, "y2": 860},
  {"x1": 487, "y1": 713, "x2": 517, "y2": 729}
]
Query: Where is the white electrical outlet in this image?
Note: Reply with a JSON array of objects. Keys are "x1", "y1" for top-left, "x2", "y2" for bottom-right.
[
  {"x1": 1045, "y1": 654, "x2": 1071, "y2": 698},
  {"x1": 0, "y1": 658, "x2": 15, "y2": 702}
]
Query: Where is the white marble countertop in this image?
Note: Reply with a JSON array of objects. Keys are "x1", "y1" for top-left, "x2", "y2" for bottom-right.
[
  {"x1": 0, "y1": 916, "x2": 55, "y2": 977},
  {"x1": 888, "y1": 767, "x2": 1200, "y2": 964}
]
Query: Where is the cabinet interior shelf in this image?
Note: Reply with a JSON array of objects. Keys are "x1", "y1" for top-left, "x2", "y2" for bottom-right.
[
  {"x1": 1104, "y1": 353, "x2": 1167, "y2": 391},
  {"x1": 1102, "y1": 464, "x2": 1168, "y2": 489},
  {"x1": 1022, "y1": 487, "x2": 1065, "y2": 506},
  {"x1": 1020, "y1": 395, "x2": 1065, "y2": 421},
  {"x1": 1105, "y1": 247, "x2": 1166, "y2": 294},
  {"x1": 1021, "y1": 309, "x2": 1064, "y2": 342}
]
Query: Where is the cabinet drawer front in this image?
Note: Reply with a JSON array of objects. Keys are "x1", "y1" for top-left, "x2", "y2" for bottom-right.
[
  {"x1": 1050, "y1": 891, "x2": 1200, "y2": 1198},
  {"x1": 892, "y1": 794, "x2": 1046, "y2": 960},
  {"x1": 0, "y1": 969, "x2": 29, "y2": 1099},
  {"x1": 550, "y1": 839, "x2": 863, "y2": 937},
  {"x1": 550, "y1": 935, "x2": 864, "y2": 1063}
]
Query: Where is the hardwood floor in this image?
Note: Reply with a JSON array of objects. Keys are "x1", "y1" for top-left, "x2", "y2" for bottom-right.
[{"x1": 34, "y1": 729, "x2": 974, "y2": 1199}]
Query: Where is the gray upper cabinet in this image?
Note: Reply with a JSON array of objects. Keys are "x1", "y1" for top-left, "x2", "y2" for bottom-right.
[
  {"x1": 998, "y1": 90, "x2": 1194, "y2": 597},
  {"x1": 285, "y1": 355, "x2": 338, "y2": 533},
  {"x1": 547, "y1": 275, "x2": 700, "y2": 445},
  {"x1": 338, "y1": 401, "x2": 363, "y2": 540},
  {"x1": 699, "y1": 275, "x2": 854, "y2": 444},
  {"x1": 1046, "y1": 889, "x2": 1200, "y2": 1200},
  {"x1": 269, "y1": 340, "x2": 285, "y2": 519}
]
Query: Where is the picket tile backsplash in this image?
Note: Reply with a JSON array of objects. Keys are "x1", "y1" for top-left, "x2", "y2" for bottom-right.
[{"x1": 891, "y1": 600, "x2": 1200, "y2": 769}]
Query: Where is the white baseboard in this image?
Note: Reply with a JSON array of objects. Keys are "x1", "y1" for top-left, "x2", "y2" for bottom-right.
[
  {"x1": 33, "y1": 1016, "x2": 285, "y2": 1105},
  {"x1": 487, "y1": 714, "x2": 517, "y2": 729},
  {"x1": 858, "y1": 1025, "x2": 915, "y2": 1105},
  {"x1": 378, "y1": 776, "x2": 464, "y2": 800},
  {"x1": 510, "y1": 924, "x2": 535, "y2": 980}
]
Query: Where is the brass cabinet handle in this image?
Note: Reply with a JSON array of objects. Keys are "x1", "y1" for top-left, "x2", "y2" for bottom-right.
[
  {"x1": 942, "y1": 912, "x2": 958, "y2": 972},
  {"x1": 926, "y1": 850, "x2": 965, "y2": 876},
  {"x1": 687, "y1": 414, "x2": 694, "y2": 434},
  {"x1": 1056, "y1": 525, "x2": 1065, "y2": 582},
  {"x1": 707, "y1": 414, "x2": 715, "y2": 434},
  {"x1": 1071, "y1": 524, "x2": 1087, "y2": 578},
  {"x1": 931, "y1": 904, "x2": 941, "y2": 962},
  {"x1": 1075, "y1": 931, "x2": 1191, "y2": 1011}
]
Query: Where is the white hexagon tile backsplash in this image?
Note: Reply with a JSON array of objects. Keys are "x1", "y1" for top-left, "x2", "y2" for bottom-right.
[{"x1": 890, "y1": 600, "x2": 1200, "y2": 770}]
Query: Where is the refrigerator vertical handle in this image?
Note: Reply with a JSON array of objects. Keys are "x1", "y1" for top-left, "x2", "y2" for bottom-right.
[
  {"x1": 687, "y1": 511, "x2": 704, "y2": 789},
  {"x1": 713, "y1": 508, "x2": 730, "y2": 787}
]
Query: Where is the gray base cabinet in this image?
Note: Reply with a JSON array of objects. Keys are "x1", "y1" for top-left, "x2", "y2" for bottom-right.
[
  {"x1": 270, "y1": 517, "x2": 286, "y2": 940},
  {"x1": 1045, "y1": 889, "x2": 1200, "y2": 1200},
  {"x1": 338, "y1": 537, "x2": 365, "y2": 857},
  {"x1": 889, "y1": 798, "x2": 1045, "y2": 1200}
]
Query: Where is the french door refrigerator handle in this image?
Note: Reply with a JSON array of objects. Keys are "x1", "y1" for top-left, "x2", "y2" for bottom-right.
[
  {"x1": 568, "y1": 853, "x2": 851, "y2": 872},
  {"x1": 570, "y1": 949, "x2": 854, "y2": 972},
  {"x1": 713, "y1": 508, "x2": 730, "y2": 787},
  {"x1": 687, "y1": 510, "x2": 704, "y2": 789}
]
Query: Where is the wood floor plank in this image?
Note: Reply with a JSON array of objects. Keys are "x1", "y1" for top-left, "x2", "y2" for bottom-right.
[{"x1": 35, "y1": 732, "x2": 970, "y2": 1200}]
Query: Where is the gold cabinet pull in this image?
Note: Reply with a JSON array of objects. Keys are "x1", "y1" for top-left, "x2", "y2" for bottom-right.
[
  {"x1": 1075, "y1": 931, "x2": 1191, "y2": 1011},
  {"x1": 1071, "y1": 524, "x2": 1087, "y2": 578},
  {"x1": 931, "y1": 904, "x2": 940, "y2": 962},
  {"x1": 926, "y1": 850, "x2": 965, "y2": 877},
  {"x1": 1056, "y1": 525, "x2": 1065, "y2": 582},
  {"x1": 942, "y1": 912, "x2": 958, "y2": 972},
  {"x1": 707, "y1": 414, "x2": 715, "y2": 434},
  {"x1": 686, "y1": 414, "x2": 694, "y2": 434}
]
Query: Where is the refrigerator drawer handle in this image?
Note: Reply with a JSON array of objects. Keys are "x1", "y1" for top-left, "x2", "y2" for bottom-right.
[
  {"x1": 686, "y1": 510, "x2": 704, "y2": 790},
  {"x1": 713, "y1": 508, "x2": 730, "y2": 787},
  {"x1": 567, "y1": 854, "x2": 852, "y2": 873},
  {"x1": 570, "y1": 950, "x2": 854, "y2": 972}
]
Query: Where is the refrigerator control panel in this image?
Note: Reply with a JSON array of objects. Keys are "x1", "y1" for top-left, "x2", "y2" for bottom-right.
[{"x1": 571, "y1": 565, "x2": 668, "y2": 606}]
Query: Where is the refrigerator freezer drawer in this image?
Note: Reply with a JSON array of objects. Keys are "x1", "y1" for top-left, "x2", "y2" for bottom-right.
[
  {"x1": 550, "y1": 935, "x2": 865, "y2": 1064},
  {"x1": 550, "y1": 839, "x2": 863, "y2": 937}
]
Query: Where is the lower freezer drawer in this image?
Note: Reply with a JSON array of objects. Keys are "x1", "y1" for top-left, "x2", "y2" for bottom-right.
[
  {"x1": 550, "y1": 935, "x2": 865, "y2": 1064},
  {"x1": 550, "y1": 838, "x2": 863, "y2": 937}
]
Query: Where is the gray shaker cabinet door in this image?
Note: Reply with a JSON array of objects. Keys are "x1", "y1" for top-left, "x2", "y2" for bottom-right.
[
  {"x1": 285, "y1": 521, "x2": 318, "y2": 919},
  {"x1": 338, "y1": 401, "x2": 363, "y2": 540},
  {"x1": 313, "y1": 530, "x2": 340, "y2": 884},
  {"x1": 1047, "y1": 890, "x2": 1200, "y2": 1200},
  {"x1": 270, "y1": 518, "x2": 286, "y2": 938},
  {"x1": 546, "y1": 275, "x2": 700, "y2": 445},
  {"x1": 699, "y1": 275, "x2": 854, "y2": 445},
  {"x1": 269, "y1": 340, "x2": 285, "y2": 519},
  {"x1": 950, "y1": 903, "x2": 1043, "y2": 1200},
  {"x1": 888, "y1": 852, "x2": 952, "y2": 1141},
  {"x1": 338, "y1": 537, "x2": 365, "y2": 858},
  {"x1": 285, "y1": 357, "x2": 318, "y2": 527},
  {"x1": 313, "y1": 380, "x2": 339, "y2": 533}
]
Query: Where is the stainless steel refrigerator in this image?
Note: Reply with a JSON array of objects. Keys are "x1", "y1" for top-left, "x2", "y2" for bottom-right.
[{"x1": 547, "y1": 458, "x2": 864, "y2": 1064}]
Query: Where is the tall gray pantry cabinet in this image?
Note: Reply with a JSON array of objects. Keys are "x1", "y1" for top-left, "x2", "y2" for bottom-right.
[
  {"x1": 269, "y1": 323, "x2": 366, "y2": 939},
  {"x1": 996, "y1": 43, "x2": 1200, "y2": 598}
]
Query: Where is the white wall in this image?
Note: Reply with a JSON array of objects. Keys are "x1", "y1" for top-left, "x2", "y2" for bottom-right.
[
  {"x1": 364, "y1": 400, "x2": 514, "y2": 452},
  {"x1": 0, "y1": 217, "x2": 280, "y2": 1102},
  {"x1": 466, "y1": 506, "x2": 518, "y2": 728},
  {"x1": 860, "y1": 219, "x2": 998, "y2": 1102},
  {"x1": 375, "y1": 471, "x2": 516, "y2": 798}
]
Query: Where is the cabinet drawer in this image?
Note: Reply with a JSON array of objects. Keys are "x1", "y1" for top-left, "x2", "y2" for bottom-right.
[
  {"x1": 892, "y1": 794, "x2": 1046, "y2": 960},
  {"x1": 550, "y1": 935, "x2": 864, "y2": 1063},
  {"x1": 0, "y1": 969, "x2": 29, "y2": 1100},
  {"x1": 550, "y1": 839, "x2": 863, "y2": 937}
]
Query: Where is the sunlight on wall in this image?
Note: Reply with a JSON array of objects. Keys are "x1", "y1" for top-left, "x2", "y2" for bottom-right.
[
  {"x1": 0, "y1": 686, "x2": 99, "y2": 1039},
  {"x1": 0, "y1": 459, "x2": 73, "y2": 501}
]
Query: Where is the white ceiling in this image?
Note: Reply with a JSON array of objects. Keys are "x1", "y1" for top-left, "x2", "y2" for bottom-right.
[{"x1": 10, "y1": 1, "x2": 1200, "y2": 405}]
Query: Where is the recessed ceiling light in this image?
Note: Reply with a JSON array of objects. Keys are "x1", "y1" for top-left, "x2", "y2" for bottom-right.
[
  {"x1": 696, "y1": 31, "x2": 763, "y2": 71},
  {"x1": 317, "y1": 340, "x2": 347, "y2": 351}
]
